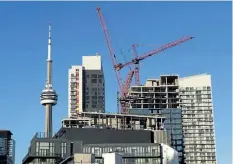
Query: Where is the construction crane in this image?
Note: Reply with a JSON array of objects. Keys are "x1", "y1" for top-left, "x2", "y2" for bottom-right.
[
  {"x1": 117, "y1": 36, "x2": 195, "y2": 85},
  {"x1": 96, "y1": 7, "x2": 134, "y2": 114},
  {"x1": 97, "y1": 6, "x2": 194, "y2": 113}
]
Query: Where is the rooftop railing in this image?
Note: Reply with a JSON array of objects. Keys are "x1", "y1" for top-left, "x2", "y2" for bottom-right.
[{"x1": 32, "y1": 132, "x2": 57, "y2": 140}]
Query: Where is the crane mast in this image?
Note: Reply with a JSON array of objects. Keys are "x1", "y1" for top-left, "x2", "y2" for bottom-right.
[{"x1": 132, "y1": 44, "x2": 140, "y2": 86}]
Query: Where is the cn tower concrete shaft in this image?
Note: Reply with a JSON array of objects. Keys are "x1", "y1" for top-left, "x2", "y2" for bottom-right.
[
  {"x1": 45, "y1": 104, "x2": 52, "y2": 138},
  {"x1": 45, "y1": 59, "x2": 53, "y2": 138}
]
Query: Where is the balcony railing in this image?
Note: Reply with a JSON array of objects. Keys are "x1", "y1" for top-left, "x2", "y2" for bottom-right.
[{"x1": 32, "y1": 132, "x2": 57, "y2": 139}]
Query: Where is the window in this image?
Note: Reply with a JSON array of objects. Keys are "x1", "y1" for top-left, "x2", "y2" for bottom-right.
[
  {"x1": 98, "y1": 100, "x2": 103, "y2": 104},
  {"x1": 91, "y1": 74, "x2": 97, "y2": 78},
  {"x1": 94, "y1": 147, "x2": 100, "y2": 156},
  {"x1": 61, "y1": 142, "x2": 67, "y2": 157},
  {"x1": 91, "y1": 79, "x2": 97, "y2": 83},
  {"x1": 36, "y1": 142, "x2": 54, "y2": 156},
  {"x1": 92, "y1": 101, "x2": 97, "y2": 105},
  {"x1": 152, "y1": 149, "x2": 157, "y2": 155},
  {"x1": 92, "y1": 88, "x2": 97, "y2": 92},
  {"x1": 92, "y1": 96, "x2": 97, "y2": 100}
]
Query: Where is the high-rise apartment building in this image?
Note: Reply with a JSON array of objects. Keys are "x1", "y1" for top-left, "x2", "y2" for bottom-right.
[
  {"x1": 0, "y1": 130, "x2": 15, "y2": 164},
  {"x1": 179, "y1": 74, "x2": 217, "y2": 164},
  {"x1": 68, "y1": 55, "x2": 105, "y2": 117},
  {"x1": 128, "y1": 74, "x2": 217, "y2": 164}
]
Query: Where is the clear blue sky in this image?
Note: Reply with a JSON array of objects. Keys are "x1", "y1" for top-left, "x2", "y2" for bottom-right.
[{"x1": 0, "y1": 2, "x2": 231, "y2": 164}]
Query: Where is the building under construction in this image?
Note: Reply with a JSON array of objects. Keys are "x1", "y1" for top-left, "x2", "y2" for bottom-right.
[
  {"x1": 127, "y1": 74, "x2": 217, "y2": 164},
  {"x1": 127, "y1": 75, "x2": 184, "y2": 163}
]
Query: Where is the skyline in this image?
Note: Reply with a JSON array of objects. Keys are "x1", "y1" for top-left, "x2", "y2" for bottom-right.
[{"x1": 0, "y1": 2, "x2": 231, "y2": 164}]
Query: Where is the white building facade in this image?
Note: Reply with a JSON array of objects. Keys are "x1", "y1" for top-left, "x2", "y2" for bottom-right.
[{"x1": 179, "y1": 74, "x2": 217, "y2": 164}]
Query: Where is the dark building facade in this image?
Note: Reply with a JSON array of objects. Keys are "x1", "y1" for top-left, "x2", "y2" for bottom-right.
[
  {"x1": 55, "y1": 128, "x2": 154, "y2": 144},
  {"x1": 22, "y1": 129, "x2": 165, "y2": 164},
  {"x1": 0, "y1": 130, "x2": 15, "y2": 164},
  {"x1": 129, "y1": 108, "x2": 184, "y2": 163},
  {"x1": 83, "y1": 70, "x2": 105, "y2": 113}
]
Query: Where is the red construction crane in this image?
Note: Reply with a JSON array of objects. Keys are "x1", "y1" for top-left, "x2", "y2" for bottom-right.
[
  {"x1": 116, "y1": 36, "x2": 195, "y2": 85},
  {"x1": 96, "y1": 7, "x2": 133, "y2": 113},
  {"x1": 97, "y1": 6, "x2": 194, "y2": 113}
]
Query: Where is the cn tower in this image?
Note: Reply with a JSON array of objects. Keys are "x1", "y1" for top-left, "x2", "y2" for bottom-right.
[{"x1": 40, "y1": 23, "x2": 58, "y2": 138}]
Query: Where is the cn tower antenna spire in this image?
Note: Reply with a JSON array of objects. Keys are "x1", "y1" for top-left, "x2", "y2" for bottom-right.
[
  {"x1": 40, "y1": 22, "x2": 58, "y2": 138},
  {"x1": 48, "y1": 22, "x2": 52, "y2": 61}
]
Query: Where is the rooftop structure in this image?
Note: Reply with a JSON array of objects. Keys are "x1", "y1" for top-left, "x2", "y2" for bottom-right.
[
  {"x1": 102, "y1": 152, "x2": 123, "y2": 164},
  {"x1": 40, "y1": 23, "x2": 58, "y2": 138},
  {"x1": 82, "y1": 55, "x2": 102, "y2": 70},
  {"x1": 65, "y1": 111, "x2": 165, "y2": 129},
  {"x1": 61, "y1": 112, "x2": 169, "y2": 146}
]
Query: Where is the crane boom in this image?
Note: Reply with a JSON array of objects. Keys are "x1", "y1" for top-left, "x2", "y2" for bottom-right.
[
  {"x1": 115, "y1": 36, "x2": 194, "y2": 70},
  {"x1": 96, "y1": 7, "x2": 123, "y2": 93}
]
